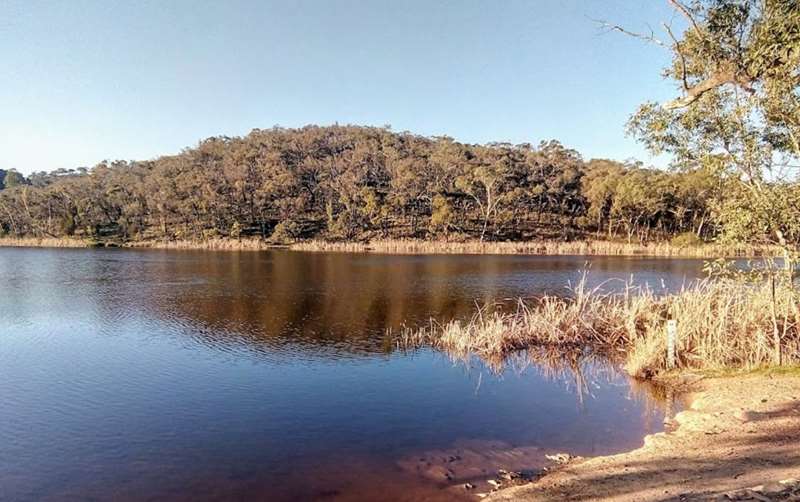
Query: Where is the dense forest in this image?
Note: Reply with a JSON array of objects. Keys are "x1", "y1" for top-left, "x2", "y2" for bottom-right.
[{"x1": 0, "y1": 125, "x2": 750, "y2": 245}]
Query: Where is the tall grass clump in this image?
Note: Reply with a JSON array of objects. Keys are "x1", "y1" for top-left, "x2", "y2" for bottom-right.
[
  {"x1": 626, "y1": 278, "x2": 800, "y2": 376},
  {"x1": 395, "y1": 274, "x2": 800, "y2": 378}
]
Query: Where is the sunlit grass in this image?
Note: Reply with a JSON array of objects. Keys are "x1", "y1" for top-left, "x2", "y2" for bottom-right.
[
  {"x1": 0, "y1": 236, "x2": 93, "y2": 248},
  {"x1": 394, "y1": 274, "x2": 800, "y2": 378},
  {"x1": 125, "y1": 238, "x2": 274, "y2": 250},
  {"x1": 291, "y1": 238, "x2": 775, "y2": 258}
]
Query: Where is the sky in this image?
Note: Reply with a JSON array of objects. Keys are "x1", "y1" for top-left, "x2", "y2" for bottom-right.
[{"x1": 0, "y1": 0, "x2": 683, "y2": 175}]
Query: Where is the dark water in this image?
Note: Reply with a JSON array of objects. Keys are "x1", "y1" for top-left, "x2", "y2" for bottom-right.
[{"x1": 0, "y1": 249, "x2": 704, "y2": 501}]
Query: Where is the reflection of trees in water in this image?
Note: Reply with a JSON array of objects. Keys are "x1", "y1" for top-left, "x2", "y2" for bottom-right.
[
  {"x1": 83, "y1": 251, "x2": 701, "y2": 367},
  {"x1": 110, "y1": 251, "x2": 519, "y2": 356}
]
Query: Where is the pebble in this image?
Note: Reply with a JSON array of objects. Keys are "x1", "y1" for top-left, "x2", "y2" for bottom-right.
[{"x1": 545, "y1": 453, "x2": 574, "y2": 464}]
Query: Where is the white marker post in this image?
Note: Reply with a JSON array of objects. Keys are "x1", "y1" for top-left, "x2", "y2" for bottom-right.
[{"x1": 666, "y1": 319, "x2": 678, "y2": 370}]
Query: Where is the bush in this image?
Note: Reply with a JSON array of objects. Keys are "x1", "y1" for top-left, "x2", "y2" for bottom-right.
[
  {"x1": 671, "y1": 232, "x2": 704, "y2": 248},
  {"x1": 269, "y1": 220, "x2": 300, "y2": 244}
]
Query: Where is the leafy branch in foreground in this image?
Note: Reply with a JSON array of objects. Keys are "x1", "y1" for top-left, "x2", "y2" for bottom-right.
[{"x1": 620, "y1": 0, "x2": 800, "y2": 275}]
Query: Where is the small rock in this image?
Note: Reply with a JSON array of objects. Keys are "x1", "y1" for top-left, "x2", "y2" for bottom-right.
[
  {"x1": 463, "y1": 483, "x2": 475, "y2": 490},
  {"x1": 487, "y1": 479, "x2": 502, "y2": 489},
  {"x1": 497, "y1": 469, "x2": 521, "y2": 481},
  {"x1": 545, "y1": 453, "x2": 574, "y2": 464},
  {"x1": 758, "y1": 481, "x2": 787, "y2": 495}
]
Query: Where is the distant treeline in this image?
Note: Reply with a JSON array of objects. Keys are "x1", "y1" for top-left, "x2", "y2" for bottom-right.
[{"x1": 0, "y1": 125, "x2": 722, "y2": 244}]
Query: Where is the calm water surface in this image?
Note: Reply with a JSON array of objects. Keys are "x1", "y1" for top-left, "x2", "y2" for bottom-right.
[{"x1": 0, "y1": 249, "x2": 704, "y2": 501}]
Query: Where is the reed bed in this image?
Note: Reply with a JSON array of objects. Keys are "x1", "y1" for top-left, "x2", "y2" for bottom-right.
[
  {"x1": 291, "y1": 238, "x2": 774, "y2": 258},
  {"x1": 1, "y1": 235, "x2": 774, "y2": 257},
  {"x1": 124, "y1": 238, "x2": 276, "y2": 251},
  {"x1": 0, "y1": 236, "x2": 92, "y2": 248},
  {"x1": 394, "y1": 276, "x2": 800, "y2": 377}
]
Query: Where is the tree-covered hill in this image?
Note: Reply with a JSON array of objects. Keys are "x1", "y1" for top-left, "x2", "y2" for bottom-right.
[{"x1": 0, "y1": 125, "x2": 734, "y2": 244}]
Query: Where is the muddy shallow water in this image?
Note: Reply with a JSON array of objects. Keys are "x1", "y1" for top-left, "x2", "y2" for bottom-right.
[{"x1": 0, "y1": 248, "x2": 701, "y2": 501}]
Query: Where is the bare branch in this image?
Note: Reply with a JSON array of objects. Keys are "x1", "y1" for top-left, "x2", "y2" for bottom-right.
[
  {"x1": 588, "y1": 17, "x2": 667, "y2": 47},
  {"x1": 663, "y1": 22, "x2": 690, "y2": 91},
  {"x1": 667, "y1": 0, "x2": 703, "y2": 38}
]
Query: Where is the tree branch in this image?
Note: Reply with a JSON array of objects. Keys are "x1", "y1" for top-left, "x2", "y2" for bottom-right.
[
  {"x1": 667, "y1": 0, "x2": 703, "y2": 38},
  {"x1": 664, "y1": 68, "x2": 755, "y2": 110},
  {"x1": 663, "y1": 22, "x2": 690, "y2": 91},
  {"x1": 589, "y1": 17, "x2": 667, "y2": 47}
]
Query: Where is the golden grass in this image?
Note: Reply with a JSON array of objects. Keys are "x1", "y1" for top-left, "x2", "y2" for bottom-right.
[
  {"x1": 0, "y1": 236, "x2": 93, "y2": 248},
  {"x1": 1, "y1": 235, "x2": 775, "y2": 257},
  {"x1": 394, "y1": 275, "x2": 800, "y2": 377},
  {"x1": 291, "y1": 238, "x2": 775, "y2": 258},
  {"x1": 124, "y1": 238, "x2": 277, "y2": 251},
  {"x1": 0, "y1": 236, "x2": 279, "y2": 251}
]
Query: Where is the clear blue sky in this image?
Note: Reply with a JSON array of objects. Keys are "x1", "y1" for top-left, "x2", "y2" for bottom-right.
[{"x1": 1, "y1": 0, "x2": 682, "y2": 175}]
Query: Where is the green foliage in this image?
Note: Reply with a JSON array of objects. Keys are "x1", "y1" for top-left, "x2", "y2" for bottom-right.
[
  {"x1": 671, "y1": 232, "x2": 704, "y2": 248},
  {"x1": 628, "y1": 0, "x2": 800, "y2": 251},
  {"x1": 229, "y1": 221, "x2": 242, "y2": 239},
  {"x1": 429, "y1": 194, "x2": 454, "y2": 234},
  {"x1": 269, "y1": 220, "x2": 301, "y2": 244},
  {"x1": 0, "y1": 169, "x2": 25, "y2": 190}
]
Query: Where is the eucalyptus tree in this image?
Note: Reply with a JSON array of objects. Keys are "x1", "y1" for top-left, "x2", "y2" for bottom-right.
[
  {"x1": 617, "y1": 0, "x2": 800, "y2": 363},
  {"x1": 622, "y1": 0, "x2": 800, "y2": 255}
]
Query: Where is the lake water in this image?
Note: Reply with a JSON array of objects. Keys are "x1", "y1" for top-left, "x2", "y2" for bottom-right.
[{"x1": 0, "y1": 248, "x2": 705, "y2": 501}]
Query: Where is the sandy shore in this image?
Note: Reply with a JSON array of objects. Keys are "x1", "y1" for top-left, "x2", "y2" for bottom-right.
[{"x1": 486, "y1": 373, "x2": 800, "y2": 501}]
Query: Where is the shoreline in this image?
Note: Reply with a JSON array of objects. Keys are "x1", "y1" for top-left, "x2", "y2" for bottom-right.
[
  {"x1": 486, "y1": 371, "x2": 800, "y2": 501},
  {"x1": 0, "y1": 236, "x2": 776, "y2": 258}
]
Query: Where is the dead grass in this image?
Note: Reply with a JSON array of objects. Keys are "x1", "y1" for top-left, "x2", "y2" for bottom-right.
[
  {"x1": 395, "y1": 275, "x2": 800, "y2": 377},
  {"x1": 0, "y1": 236, "x2": 282, "y2": 251},
  {"x1": 0, "y1": 236, "x2": 93, "y2": 248},
  {"x1": 124, "y1": 238, "x2": 276, "y2": 250},
  {"x1": 291, "y1": 238, "x2": 774, "y2": 258},
  {"x1": 1, "y1": 235, "x2": 774, "y2": 257}
]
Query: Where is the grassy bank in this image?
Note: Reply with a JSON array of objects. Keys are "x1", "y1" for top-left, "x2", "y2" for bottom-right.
[
  {"x1": 0, "y1": 236, "x2": 279, "y2": 251},
  {"x1": 0, "y1": 236, "x2": 94, "y2": 248},
  {"x1": 0, "y1": 235, "x2": 777, "y2": 258},
  {"x1": 290, "y1": 238, "x2": 774, "y2": 258},
  {"x1": 395, "y1": 276, "x2": 800, "y2": 377},
  {"x1": 124, "y1": 238, "x2": 275, "y2": 251}
]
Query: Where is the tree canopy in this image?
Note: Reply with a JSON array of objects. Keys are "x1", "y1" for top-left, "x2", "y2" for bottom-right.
[
  {"x1": 0, "y1": 126, "x2": 719, "y2": 243},
  {"x1": 627, "y1": 0, "x2": 800, "y2": 250}
]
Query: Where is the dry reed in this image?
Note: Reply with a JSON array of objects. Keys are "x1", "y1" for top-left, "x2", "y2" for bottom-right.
[
  {"x1": 394, "y1": 275, "x2": 800, "y2": 377},
  {"x1": 0, "y1": 236, "x2": 92, "y2": 248},
  {"x1": 2, "y1": 235, "x2": 774, "y2": 257},
  {"x1": 291, "y1": 238, "x2": 774, "y2": 258},
  {"x1": 124, "y1": 238, "x2": 276, "y2": 251}
]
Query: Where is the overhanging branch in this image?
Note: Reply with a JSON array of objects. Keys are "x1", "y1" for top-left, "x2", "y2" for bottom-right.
[{"x1": 664, "y1": 69, "x2": 755, "y2": 110}]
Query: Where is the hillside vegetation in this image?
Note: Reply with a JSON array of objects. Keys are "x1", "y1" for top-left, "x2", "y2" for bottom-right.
[{"x1": 0, "y1": 125, "x2": 760, "y2": 246}]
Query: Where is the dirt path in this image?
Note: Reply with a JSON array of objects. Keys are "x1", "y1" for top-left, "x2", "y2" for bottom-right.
[{"x1": 486, "y1": 374, "x2": 800, "y2": 502}]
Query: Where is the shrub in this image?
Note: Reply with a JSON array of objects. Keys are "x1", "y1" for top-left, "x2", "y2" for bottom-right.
[
  {"x1": 671, "y1": 232, "x2": 704, "y2": 248},
  {"x1": 270, "y1": 220, "x2": 300, "y2": 244}
]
